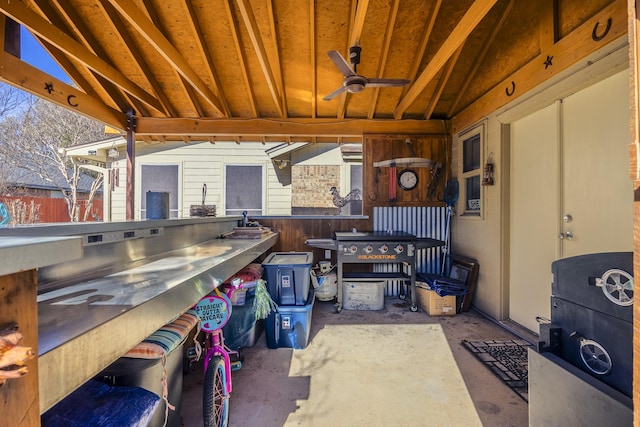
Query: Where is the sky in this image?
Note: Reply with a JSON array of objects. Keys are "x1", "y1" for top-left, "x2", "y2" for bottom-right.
[{"x1": 20, "y1": 26, "x2": 70, "y2": 83}]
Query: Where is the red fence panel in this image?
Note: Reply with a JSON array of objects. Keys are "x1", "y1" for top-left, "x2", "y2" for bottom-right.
[{"x1": 0, "y1": 196, "x2": 103, "y2": 224}]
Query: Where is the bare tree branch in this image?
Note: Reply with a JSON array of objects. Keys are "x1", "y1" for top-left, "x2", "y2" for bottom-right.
[{"x1": 0, "y1": 90, "x2": 107, "y2": 222}]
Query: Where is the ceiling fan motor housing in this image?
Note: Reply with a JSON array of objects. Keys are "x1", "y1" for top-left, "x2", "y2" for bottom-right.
[{"x1": 344, "y1": 75, "x2": 366, "y2": 93}]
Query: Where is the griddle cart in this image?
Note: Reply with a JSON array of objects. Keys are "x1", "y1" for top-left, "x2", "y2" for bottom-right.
[{"x1": 334, "y1": 231, "x2": 418, "y2": 312}]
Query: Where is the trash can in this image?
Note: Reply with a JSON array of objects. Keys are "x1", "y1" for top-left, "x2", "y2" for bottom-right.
[
  {"x1": 146, "y1": 191, "x2": 169, "y2": 219},
  {"x1": 262, "y1": 252, "x2": 313, "y2": 306}
]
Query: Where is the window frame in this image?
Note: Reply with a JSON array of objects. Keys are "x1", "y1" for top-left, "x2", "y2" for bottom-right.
[{"x1": 458, "y1": 124, "x2": 485, "y2": 217}]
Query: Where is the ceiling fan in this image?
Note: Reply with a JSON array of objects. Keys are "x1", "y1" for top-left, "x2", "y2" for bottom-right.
[{"x1": 323, "y1": 46, "x2": 410, "y2": 101}]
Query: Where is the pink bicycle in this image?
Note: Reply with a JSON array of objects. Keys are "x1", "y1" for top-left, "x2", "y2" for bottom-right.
[
  {"x1": 189, "y1": 276, "x2": 273, "y2": 427},
  {"x1": 190, "y1": 279, "x2": 244, "y2": 427}
]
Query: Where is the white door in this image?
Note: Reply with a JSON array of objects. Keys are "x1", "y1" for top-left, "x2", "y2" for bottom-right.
[
  {"x1": 509, "y1": 102, "x2": 560, "y2": 331},
  {"x1": 560, "y1": 70, "x2": 633, "y2": 257},
  {"x1": 509, "y1": 70, "x2": 632, "y2": 333}
]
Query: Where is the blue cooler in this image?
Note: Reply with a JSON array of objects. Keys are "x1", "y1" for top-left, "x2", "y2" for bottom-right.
[
  {"x1": 262, "y1": 252, "x2": 313, "y2": 306},
  {"x1": 265, "y1": 289, "x2": 315, "y2": 349}
]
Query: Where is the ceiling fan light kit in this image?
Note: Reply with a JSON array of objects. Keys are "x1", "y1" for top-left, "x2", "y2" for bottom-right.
[{"x1": 323, "y1": 47, "x2": 410, "y2": 101}]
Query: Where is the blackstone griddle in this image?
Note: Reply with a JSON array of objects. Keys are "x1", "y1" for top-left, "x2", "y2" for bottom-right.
[{"x1": 306, "y1": 231, "x2": 443, "y2": 312}]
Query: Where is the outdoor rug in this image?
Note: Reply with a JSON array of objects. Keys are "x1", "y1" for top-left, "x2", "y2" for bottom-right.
[
  {"x1": 283, "y1": 324, "x2": 483, "y2": 426},
  {"x1": 462, "y1": 339, "x2": 533, "y2": 401}
]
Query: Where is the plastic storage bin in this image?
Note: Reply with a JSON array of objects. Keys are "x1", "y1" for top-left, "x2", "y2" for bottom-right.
[
  {"x1": 265, "y1": 289, "x2": 315, "y2": 349},
  {"x1": 343, "y1": 281, "x2": 385, "y2": 310},
  {"x1": 262, "y1": 252, "x2": 313, "y2": 306},
  {"x1": 222, "y1": 294, "x2": 264, "y2": 350}
]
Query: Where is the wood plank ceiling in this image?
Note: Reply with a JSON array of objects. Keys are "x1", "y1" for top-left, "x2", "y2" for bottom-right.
[{"x1": 0, "y1": 0, "x2": 622, "y2": 143}]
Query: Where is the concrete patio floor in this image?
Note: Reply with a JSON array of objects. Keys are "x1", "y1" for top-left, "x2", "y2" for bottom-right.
[{"x1": 180, "y1": 297, "x2": 531, "y2": 427}]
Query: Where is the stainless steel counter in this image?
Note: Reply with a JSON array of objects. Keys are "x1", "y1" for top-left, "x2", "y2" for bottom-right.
[
  {"x1": 37, "y1": 231, "x2": 278, "y2": 413},
  {"x1": 0, "y1": 236, "x2": 82, "y2": 276}
]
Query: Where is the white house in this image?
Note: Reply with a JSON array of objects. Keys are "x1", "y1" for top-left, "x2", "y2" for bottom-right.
[{"x1": 66, "y1": 138, "x2": 362, "y2": 221}]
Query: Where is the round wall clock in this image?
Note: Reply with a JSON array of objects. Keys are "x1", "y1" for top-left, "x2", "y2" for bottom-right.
[{"x1": 398, "y1": 169, "x2": 418, "y2": 190}]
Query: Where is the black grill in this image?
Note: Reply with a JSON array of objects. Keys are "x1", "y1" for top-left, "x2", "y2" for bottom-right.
[{"x1": 540, "y1": 252, "x2": 633, "y2": 397}]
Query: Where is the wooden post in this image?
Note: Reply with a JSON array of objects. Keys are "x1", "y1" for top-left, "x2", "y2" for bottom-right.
[
  {"x1": 126, "y1": 109, "x2": 136, "y2": 220},
  {"x1": 627, "y1": 1, "x2": 640, "y2": 426},
  {"x1": 0, "y1": 270, "x2": 40, "y2": 426}
]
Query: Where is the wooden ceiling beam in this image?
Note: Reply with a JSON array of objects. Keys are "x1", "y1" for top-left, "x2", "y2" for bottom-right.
[
  {"x1": 225, "y1": 0, "x2": 258, "y2": 117},
  {"x1": 539, "y1": 0, "x2": 558, "y2": 49},
  {"x1": 182, "y1": 0, "x2": 231, "y2": 116},
  {"x1": 337, "y1": 0, "x2": 369, "y2": 118},
  {"x1": 309, "y1": 0, "x2": 316, "y2": 118},
  {"x1": 447, "y1": 0, "x2": 514, "y2": 117},
  {"x1": 400, "y1": 0, "x2": 441, "y2": 100},
  {"x1": 0, "y1": 0, "x2": 165, "y2": 114},
  {"x1": 425, "y1": 43, "x2": 464, "y2": 119},
  {"x1": 39, "y1": 39, "x2": 129, "y2": 110},
  {"x1": 0, "y1": 51, "x2": 126, "y2": 128},
  {"x1": 235, "y1": 0, "x2": 284, "y2": 117},
  {"x1": 98, "y1": 0, "x2": 175, "y2": 116},
  {"x1": 367, "y1": 0, "x2": 400, "y2": 119},
  {"x1": 107, "y1": 0, "x2": 226, "y2": 116},
  {"x1": 25, "y1": 0, "x2": 132, "y2": 113},
  {"x1": 140, "y1": 0, "x2": 207, "y2": 118},
  {"x1": 266, "y1": 0, "x2": 287, "y2": 116},
  {"x1": 135, "y1": 117, "x2": 446, "y2": 137},
  {"x1": 394, "y1": 0, "x2": 498, "y2": 119},
  {"x1": 349, "y1": 0, "x2": 369, "y2": 47}
]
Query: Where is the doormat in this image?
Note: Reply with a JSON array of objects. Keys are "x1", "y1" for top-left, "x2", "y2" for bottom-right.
[{"x1": 462, "y1": 339, "x2": 532, "y2": 402}]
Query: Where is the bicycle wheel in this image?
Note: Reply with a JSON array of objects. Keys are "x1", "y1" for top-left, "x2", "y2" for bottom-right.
[{"x1": 203, "y1": 355, "x2": 229, "y2": 427}]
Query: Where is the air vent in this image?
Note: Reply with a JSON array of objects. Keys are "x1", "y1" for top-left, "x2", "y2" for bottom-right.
[{"x1": 124, "y1": 231, "x2": 135, "y2": 239}]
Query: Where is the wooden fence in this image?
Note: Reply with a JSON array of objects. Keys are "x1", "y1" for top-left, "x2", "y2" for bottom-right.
[{"x1": 0, "y1": 196, "x2": 103, "y2": 223}]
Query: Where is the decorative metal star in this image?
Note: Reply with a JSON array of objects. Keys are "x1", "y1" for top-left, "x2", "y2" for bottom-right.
[
  {"x1": 45, "y1": 82, "x2": 54, "y2": 94},
  {"x1": 544, "y1": 55, "x2": 553, "y2": 69}
]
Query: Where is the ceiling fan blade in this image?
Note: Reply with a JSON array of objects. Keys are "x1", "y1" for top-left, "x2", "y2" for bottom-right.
[
  {"x1": 323, "y1": 85, "x2": 347, "y2": 101},
  {"x1": 366, "y1": 78, "x2": 410, "y2": 87},
  {"x1": 327, "y1": 50, "x2": 356, "y2": 77}
]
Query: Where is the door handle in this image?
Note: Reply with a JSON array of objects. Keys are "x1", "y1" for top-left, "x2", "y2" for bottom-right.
[{"x1": 559, "y1": 231, "x2": 574, "y2": 240}]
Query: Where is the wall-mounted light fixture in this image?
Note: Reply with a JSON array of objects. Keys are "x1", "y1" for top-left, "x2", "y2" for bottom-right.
[
  {"x1": 274, "y1": 159, "x2": 289, "y2": 169},
  {"x1": 481, "y1": 153, "x2": 495, "y2": 186},
  {"x1": 108, "y1": 142, "x2": 119, "y2": 159}
]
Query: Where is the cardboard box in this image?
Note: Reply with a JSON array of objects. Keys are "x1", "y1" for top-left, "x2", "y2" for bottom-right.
[{"x1": 416, "y1": 284, "x2": 456, "y2": 316}]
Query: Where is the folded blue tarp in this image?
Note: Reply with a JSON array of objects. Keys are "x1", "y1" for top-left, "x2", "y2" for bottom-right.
[{"x1": 417, "y1": 273, "x2": 469, "y2": 297}]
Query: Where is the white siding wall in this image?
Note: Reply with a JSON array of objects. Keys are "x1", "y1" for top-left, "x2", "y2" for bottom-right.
[{"x1": 109, "y1": 141, "x2": 295, "y2": 220}]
